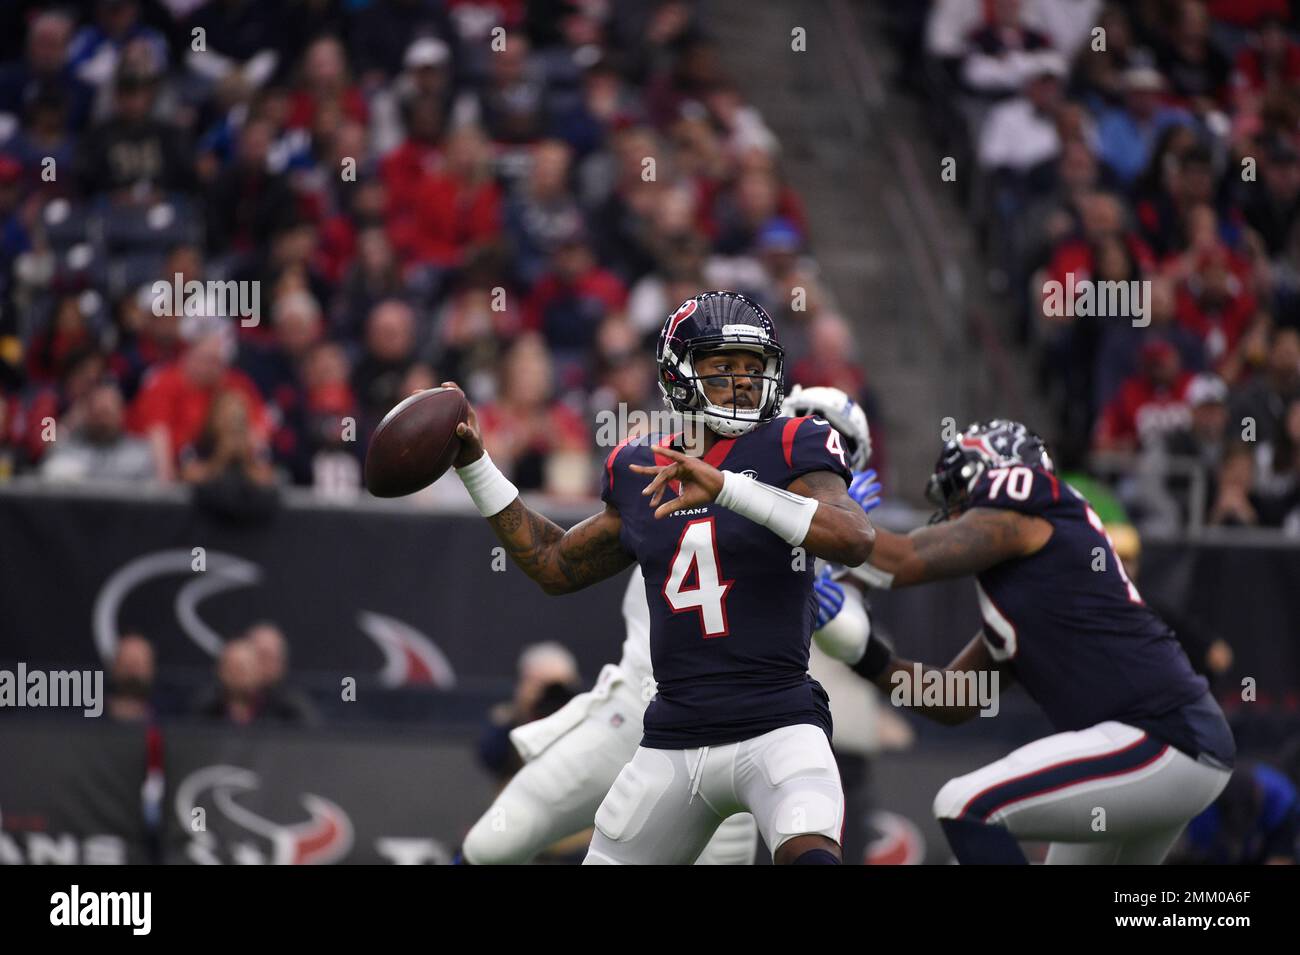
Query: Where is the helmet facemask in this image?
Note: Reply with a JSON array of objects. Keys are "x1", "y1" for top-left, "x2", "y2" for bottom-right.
[{"x1": 660, "y1": 341, "x2": 784, "y2": 439}]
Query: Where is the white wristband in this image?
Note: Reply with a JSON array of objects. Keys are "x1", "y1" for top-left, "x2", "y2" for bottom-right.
[
  {"x1": 714, "y1": 470, "x2": 818, "y2": 546},
  {"x1": 455, "y1": 452, "x2": 519, "y2": 518}
]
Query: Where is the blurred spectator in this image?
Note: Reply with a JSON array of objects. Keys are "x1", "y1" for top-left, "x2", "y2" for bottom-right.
[
  {"x1": 461, "y1": 31, "x2": 547, "y2": 146},
  {"x1": 1160, "y1": 206, "x2": 1262, "y2": 381},
  {"x1": 0, "y1": 9, "x2": 92, "y2": 131},
  {"x1": 128, "y1": 323, "x2": 268, "y2": 479},
  {"x1": 241, "y1": 289, "x2": 324, "y2": 482},
  {"x1": 178, "y1": 387, "x2": 275, "y2": 487},
  {"x1": 1133, "y1": 372, "x2": 1230, "y2": 530},
  {"x1": 77, "y1": 66, "x2": 191, "y2": 198},
  {"x1": 387, "y1": 123, "x2": 500, "y2": 269},
  {"x1": 1155, "y1": 0, "x2": 1232, "y2": 104},
  {"x1": 377, "y1": 79, "x2": 447, "y2": 211},
  {"x1": 504, "y1": 137, "x2": 582, "y2": 288},
  {"x1": 1231, "y1": 15, "x2": 1300, "y2": 101},
  {"x1": 791, "y1": 314, "x2": 868, "y2": 399},
  {"x1": 192, "y1": 638, "x2": 265, "y2": 725},
  {"x1": 334, "y1": 225, "x2": 405, "y2": 341},
  {"x1": 430, "y1": 248, "x2": 519, "y2": 392},
  {"x1": 478, "y1": 641, "x2": 581, "y2": 784},
  {"x1": 960, "y1": 0, "x2": 1054, "y2": 99},
  {"x1": 478, "y1": 332, "x2": 591, "y2": 495},
  {"x1": 20, "y1": 346, "x2": 110, "y2": 466},
  {"x1": 352, "y1": 298, "x2": 416, "y2": 432},
  {"x1": 1094, "y1": 67, "x2": 1193, "y2": 187},
  {"x1": 1169, "y1": 372, "x2": 1231, "y2": 473},
  {"x1": 1235, "y1": 393, "x2": 1300, "y2": 529},
  {"x1": 299, "y1": 340, "x2": 361, "y2": 495},
  {"x1": 246, "y1": 622, "x2": 320, "y2": 726},
  {"x1": 287, "y1": 35, "x2": 367, "y2": 132},
  {"x1": 40, "y1": 379, "x2": 157, "y2": 482},
  {"x1": 590, "y1": 316, "x2": 656, "y2": 422},
  {"x1": 1228, "y1": 325, "x2": 1300, "y2": 449},
  {"x1": 1242, "y1": 137, "x2": 1300, "y2": 258},
  {"x1": 25, "y1": 293, "x2": 95, "y2": 386},
  {"x1": 1094, "y1": 340, "x2": 1192, "y2": 451},
  {"x1": 106, "y1": 631, "x2": 154, "y2": 722},
  {"x1": 524, "y1": 224, "x2": 626, "y2": 380},
  {"x1": 68, "y1": 0, "x2": 169, "y2": 94},
  {"x1": 108, "y1": 283, "x2": 184, "y2": 401},
  {"x1": 205, "y1": 116, "x2": 296, "y2": 261},
  {"x1": 978, "y1": 52, "x2": 1068, "y2": 173}
]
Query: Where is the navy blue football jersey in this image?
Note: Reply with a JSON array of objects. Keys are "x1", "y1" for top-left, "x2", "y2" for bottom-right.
[
  {"x1": 969, "y1": 465, "x2": 1234, "y2": 765},
  {"x1": 601, "y1": 416, "x2": 853, "y2": 749}
]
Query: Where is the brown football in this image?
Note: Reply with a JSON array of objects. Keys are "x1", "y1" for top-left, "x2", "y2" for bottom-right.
[{"x1": 364, "y1": 387, "x2": 468, "y2": 497}]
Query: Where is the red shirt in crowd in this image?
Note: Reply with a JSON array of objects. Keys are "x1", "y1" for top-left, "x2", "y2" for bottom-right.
[
  {"x1": 387, "y1": 171, "x2": 502, "y2": 268},
  {"x1": 523, "y1": 268, "x2": 628, "y2": 336},
  {"x1": 1094, "y1": 371, "x2": 1193, "y2": 450},
  {"x1": 381, "y1": 140, "x2": 445, "y2": 214},
  {"x1": 127, "y1": 362, "x2": 269, "y2": 460}
]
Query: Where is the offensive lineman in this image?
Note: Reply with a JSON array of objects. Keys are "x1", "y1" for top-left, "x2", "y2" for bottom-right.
[
  {"x1": 446, "y1": 291, "x2": 874, "y2": 864},
  {"x1": 848, "y1": 419, "x2": 1235, "y2": 863},
  {"x1": 457, "y1": 384, "x2": 880, "y2": 864}
]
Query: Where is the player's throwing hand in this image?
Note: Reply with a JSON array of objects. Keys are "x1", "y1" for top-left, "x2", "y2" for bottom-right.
[
  {"x1": 440, "y1": 381, "x2": 485, "y2": 467},
  {"x1": 630, "y1": 445, "x2": 724, "y2": 518}
]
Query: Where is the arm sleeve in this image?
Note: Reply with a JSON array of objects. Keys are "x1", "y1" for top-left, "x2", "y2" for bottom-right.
[{"x1": 812, "y1": 584, "x2": 870, "y2": 665}]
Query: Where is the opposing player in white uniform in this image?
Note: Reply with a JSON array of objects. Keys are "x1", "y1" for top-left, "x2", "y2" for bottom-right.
[
  {"x1": 460, "y1": 568, "x2": 759, "y2": 865},
  {"x1": 459, "y1": 384, "x2": 879, "y2": 865}
]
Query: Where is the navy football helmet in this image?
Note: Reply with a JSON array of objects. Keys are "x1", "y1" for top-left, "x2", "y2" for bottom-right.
[
  {"x1": 925, "y1": 419, "x2": 1054, "y2": 520},
  {"x1": 656, "y1": 291, "x2": 785, "y2": 437}
]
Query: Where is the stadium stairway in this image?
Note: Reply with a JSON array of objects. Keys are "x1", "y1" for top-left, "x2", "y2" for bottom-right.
[{"x1": 706, "y1": 0, "x2": 1027, "y2": 496}]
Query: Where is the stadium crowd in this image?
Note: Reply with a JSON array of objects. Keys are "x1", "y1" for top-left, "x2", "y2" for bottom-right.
[
  {"x1": 904, "y1": 0, "x2": 1300, "y2": 534},
  {"x1": 0, "y1": 0, "x2": 876, "y2": 504}
]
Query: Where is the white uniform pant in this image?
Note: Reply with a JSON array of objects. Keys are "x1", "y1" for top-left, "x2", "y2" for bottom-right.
[
  {"x1": 462, "y1": 665, "x2": 757, "y2": 864},
  {"x1": 584, "y1": 722, "x2": 844, "y2": 864},
  {"x1": 933, "y1": 721, "x2": 1231, "y2": 864}
]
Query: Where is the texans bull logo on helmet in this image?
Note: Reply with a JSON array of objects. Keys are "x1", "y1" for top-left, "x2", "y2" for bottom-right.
[{"x1": 926, "y1": 419, "x2": 1054, "y2": 520}]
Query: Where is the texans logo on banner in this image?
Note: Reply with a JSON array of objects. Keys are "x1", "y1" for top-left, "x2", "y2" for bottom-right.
[
  {"x1": 176, "y1": 765, "x2": 353, "y2": 865},
  {"x1": 863, "y1": 810, "x2": 925, "y2": 865},
  {"x1": 93, "y1": 549, "x2": 455, "y2": 687}
]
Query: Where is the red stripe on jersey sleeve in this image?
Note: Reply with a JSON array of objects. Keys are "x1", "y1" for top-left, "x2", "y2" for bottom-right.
[
  {"x1": 781, "y1": 417, "x2": 807, "y2": 468},
  {"x1": 605, "y1": 438, "x2": 632, "y2": 491}
]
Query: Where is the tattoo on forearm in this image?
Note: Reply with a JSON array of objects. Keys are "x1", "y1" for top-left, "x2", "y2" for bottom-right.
[
  {"x1": 486, "y1": 501, "x2": 630, "y2": 593},
  {"x1": 911, "y1": 510, "x2": 1021, "y2": 579}
]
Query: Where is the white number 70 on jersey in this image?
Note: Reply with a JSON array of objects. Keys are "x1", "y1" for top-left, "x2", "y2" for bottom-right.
[{"x1": 663, "y1": 518, "x2": 733, "y2": 637}]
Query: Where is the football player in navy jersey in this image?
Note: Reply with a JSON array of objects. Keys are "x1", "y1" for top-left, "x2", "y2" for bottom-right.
[
  {"x1": 849, "y1": 419, "x2": 1235, "y2": 864},
  {"x1": 444, "y1": 291, "x2": 874, "y2": 864}
]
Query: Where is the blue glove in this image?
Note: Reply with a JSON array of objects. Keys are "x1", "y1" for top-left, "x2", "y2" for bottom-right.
[
  {"x1": 812, "y1": 570, "x2": 846, "y2": 631},
  {"x1": 848, "y1": 469, "x2": 882, "y2": 514}
]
